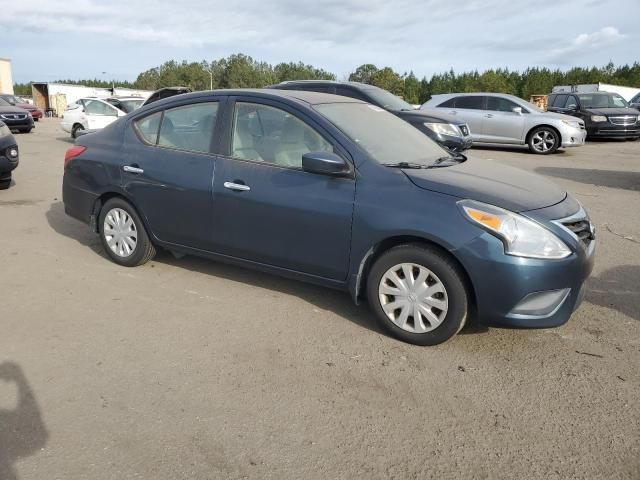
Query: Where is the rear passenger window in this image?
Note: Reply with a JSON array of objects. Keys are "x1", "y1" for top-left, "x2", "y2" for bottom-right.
[
  {"x1": 158, "y1": 102, "x2": 219, "y2": 153},
  {"x1": 454, "y1": 96, "x2": 484, "y2": 109},
  {"x1": 437, "y1": 98, "x2": 456, "y2": 108},
  {"x1": 135, "y1": 111, "x2": 162, "y2": 144}
]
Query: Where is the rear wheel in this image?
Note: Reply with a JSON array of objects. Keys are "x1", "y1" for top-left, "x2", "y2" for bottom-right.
[
  {"x1": 71, "y1": 124, "x2": 84, "y2": 139},
  {"x1": 366, "y1": 244, "x2": 468, "y2": 346},
  {"x1": 528, "y1": 127, "x2": 559, "y2": 154},
  {"x1": 98, "y1": 198, "x2": 155, "y2": 267}
]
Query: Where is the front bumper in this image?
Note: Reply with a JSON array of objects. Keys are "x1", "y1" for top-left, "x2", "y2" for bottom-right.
[
  {"x1": 440, "y1": 134, "x2": 473, "y2": 152},
  {"x1": 587, "y1": 123, "x2": 640, "y2": 138},
  {"x1": 0, "y1": 116, "x2": 34, "y2": 131},
  {"x1": 455, "y1": 199, "x2": 595, "y2": 328},
  {"x1": 560, "y1": 126, "x2": 587, "y2": 148},
  {"x1": 0, "y1": 139, "x2": 19, "y2": 173}
]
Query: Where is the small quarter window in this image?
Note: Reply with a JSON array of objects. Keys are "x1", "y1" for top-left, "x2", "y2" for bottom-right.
[{"x1": 134, "y1": 111, "x2": 162, "y2": 144}]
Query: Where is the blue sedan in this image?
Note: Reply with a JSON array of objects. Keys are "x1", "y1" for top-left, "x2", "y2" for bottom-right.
[{"x1": 62, "y1": 89, "x2": 595, "y2": 345}]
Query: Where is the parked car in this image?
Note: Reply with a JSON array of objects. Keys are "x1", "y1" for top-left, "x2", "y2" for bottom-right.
[
  {"x1": 629, "y1": 92, "x2": 640, "y2": 111},
  {"x1": 0, "y1": 121, "x2": 19, "y2": 189},
  {"x1": 0, "y1": 94, "x2": 43, "y2": 121},
  {"x1": 547, "y1": 91, "x2": 640, "y2": 140},
  {"x1": 104, "y1": 96, "x2": 146, "y2": 114},
  {"x1": 422, "y1": 93, "x2": 586, "y2": 154},
  {"x1": 0, "y1": 98, "x2": 34, "y2": 133},
  {"x1": 63, "y1": 89, "x2": 595, "y2": 346},
  {"x1": 61, "y1": 98, "x2": 127, "y2": 138},
  {"x1": 141, "y1": 87, "x2": 191, "y2": 107},
  {"x1": 270, "y1": 81, "x2": 472, "y2": 152}
]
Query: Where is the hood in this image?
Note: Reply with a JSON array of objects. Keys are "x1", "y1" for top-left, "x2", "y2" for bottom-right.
[
  {"x1": 0, "y1": 106, "x2": 29, "y2": 115},
  {"x1": 584, "y1": 107, "x2": 638, "y2": 116},
  {"x1": 404, "y1": 157, "x2": 566, "y2": 212},
  {"x1": 15, "y1": 103, "x2": 37, "y2": 111},
  {"x1": 397, "y1": 108, "x2": 464, "y2": 125},
  {"x1": 536, "y1": 111, "x2": 581, "y2": 122}
]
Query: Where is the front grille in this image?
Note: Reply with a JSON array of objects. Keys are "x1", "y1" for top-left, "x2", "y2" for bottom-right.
[
  {"x1": 459, "y1": 124, "x2": 470, "y2": 136},
  {"x1": 0, "y1": 114, "x2": 27, "y2": 120},
  {"x1": 554, "y1": 209, "x2": 595, "y2": 251},
  {"x1": 608, "y1": 115, "x2": 637, "y2": 126}
]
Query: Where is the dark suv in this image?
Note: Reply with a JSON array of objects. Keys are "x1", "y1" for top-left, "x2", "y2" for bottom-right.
[
  {"x1": 547, "y1": 91, "x2": 639, "y2": 139},
  {"x1": 0, "y1": 121, "x2": 19, "y2": 189},
  {"x1": 270, "y1": 81, "x2": 472, "y2": 152}
]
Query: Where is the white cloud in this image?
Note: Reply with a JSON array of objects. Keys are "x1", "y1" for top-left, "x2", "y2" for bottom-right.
[{"x1": 549, "y1": 26, "x2": 626, "y2": 61}]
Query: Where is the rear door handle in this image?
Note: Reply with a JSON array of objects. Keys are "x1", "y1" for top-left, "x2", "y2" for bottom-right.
[
  {"x1": 449, "y1": 110, "x2": 457, "y2": 115},
  {"x1": 123, "y1": 165, "x2": 144, "y2": 174},
  {"x1": 484, "y1": 114, "x2": 494, "y2": 118},
  {"x1": 224, "y1": 181, "x2": 250, "y2": 192}
]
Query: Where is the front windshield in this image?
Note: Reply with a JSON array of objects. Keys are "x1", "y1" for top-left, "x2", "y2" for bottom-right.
[
  {"x1": 363, "y1": 87, "x2": 414, "y2": 111},
  {"x1": 0, "y1": 98, "x2": 10, "y2": 106},
  {"x1": 2, "y1": 95, "x2": 20, "y2": 103},
  {"x1": 315, "y1": 103, "x2": 448, "y2": 166},
  {"x1": 578, "y1": 93, "x2": 628, "y2": 108},
  {"x1": 519, "y1": 98, "x2": 543, "y2": 113}
]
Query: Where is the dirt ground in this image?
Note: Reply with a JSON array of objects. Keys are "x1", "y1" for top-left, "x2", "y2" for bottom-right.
[{"x1": 1, "y1": 119, "x2": 638, "y2": 480}]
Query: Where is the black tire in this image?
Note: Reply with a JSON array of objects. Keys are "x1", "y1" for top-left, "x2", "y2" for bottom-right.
[
  {"x1": 0, "y1": 173, "x2": 10, "y2": 190},
  {"x1": 527, "y1": 126, "x2": 560, "y2": 155},
  {"x1": 71, "y1": 124, "x2": 84, "y2": 139},
  {"x1": 366, "y1": 244, "x2": 468, "y2": 346},
  {"x1": 98, "y1": 197, "x2": 156, "y2": 267}
]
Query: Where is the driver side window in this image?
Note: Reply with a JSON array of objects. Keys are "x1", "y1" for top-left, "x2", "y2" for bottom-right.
[{"x1": 232, "y1": 103, "x2": 333, "y2": 169}]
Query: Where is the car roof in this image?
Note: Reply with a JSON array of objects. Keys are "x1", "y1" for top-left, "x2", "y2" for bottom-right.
[
  {"x1": 274, "y1": 80, "x2": 375, "y2": 90},
  {"x1": 145, "y1": 88, "x2": 363, "y2": 110}
]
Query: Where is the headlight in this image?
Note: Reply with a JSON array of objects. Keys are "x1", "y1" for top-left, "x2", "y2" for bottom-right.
[
  {"x1": 561, "y1": 120, "x2": 581, "y2": 128},
  {"x1": 591, "y1": 115, "x2": 607, "y2": 122},
  {"x1": 458, "y1": 199, "x2": 571, "y2": 259},
  {"x1": 423, "y1": 122, "x2": 461, "y2": 137},
  {"x1": 0, "y1": 123, "x2": 10, "y2": 138}
]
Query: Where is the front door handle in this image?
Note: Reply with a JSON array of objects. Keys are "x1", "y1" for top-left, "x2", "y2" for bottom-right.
[
  {"x1": 224, "y1": 181, "x2": 250, "y2": 192},
  {"x1": 484, "y1": 113, "x2": 494, "y2": 118},
  {"x1": 123, "y1": 165, "x2": 144, "y2": 174}
]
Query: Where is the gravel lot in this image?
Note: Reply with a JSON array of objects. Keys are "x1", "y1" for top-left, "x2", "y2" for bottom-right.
[{"x1": 1, "y1": 118, "x2": 638, "y2": 480}]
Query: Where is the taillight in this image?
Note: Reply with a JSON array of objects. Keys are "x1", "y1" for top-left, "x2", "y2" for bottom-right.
[{"x1": 64, "y1": 145, "x2": 87, "y2": 168}]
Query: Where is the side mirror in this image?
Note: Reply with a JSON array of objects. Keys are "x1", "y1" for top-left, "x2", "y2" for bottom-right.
[
  {"x1": 512, "y1": 106, "x2": 523, "y2": 115},
  {"x1": 302, "y1": 151, "x2": 349, "y2": 176}
]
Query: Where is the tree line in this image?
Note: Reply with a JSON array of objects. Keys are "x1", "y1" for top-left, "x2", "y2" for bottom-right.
[{"x1": 13, "y1": 54, "x2": 640, "y2": 104}]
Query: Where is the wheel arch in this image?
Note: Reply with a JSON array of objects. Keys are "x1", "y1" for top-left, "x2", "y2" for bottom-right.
[
  {"x1": 354, "y1": 235, "x2": 477, "y2": 315},
  {"x1": 526, "y1": 123, "x2": 562, "y2": 145},
  {"x1": 90, "y1": 190, "x2": 148, "y2": 235}
]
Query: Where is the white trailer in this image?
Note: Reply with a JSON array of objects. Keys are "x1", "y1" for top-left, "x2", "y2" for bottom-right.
[
  {"x1": 30, "y1": 82, "x2": 153, "y2": 117},
  {"x1": 552, "y1": 83, "x2": 640, "y2": 102}
]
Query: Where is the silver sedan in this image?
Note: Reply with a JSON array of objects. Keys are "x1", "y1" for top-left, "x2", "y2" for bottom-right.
[{"x1": 421, "y1": 93, "x2": 586, "y2": 154}]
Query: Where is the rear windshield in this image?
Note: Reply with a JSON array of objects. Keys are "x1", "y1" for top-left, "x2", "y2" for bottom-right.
[
  {"x1": 577, "y1": 93, "x2": 628, "y2": 108},
  {"x1": 315, "y1": 103, "x2": 447, "y2": 165}
]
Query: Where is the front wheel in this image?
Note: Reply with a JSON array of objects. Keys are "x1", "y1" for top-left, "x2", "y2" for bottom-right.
[
  {"x1": 366, "y1": 244, "x2": 468, "y2": 346},
  {"x1": 99, "y1": 198, "x2": 156, "y2": 267},
  {"x1": 528, "y1": 127, "x2": 560, "y2": 155}
]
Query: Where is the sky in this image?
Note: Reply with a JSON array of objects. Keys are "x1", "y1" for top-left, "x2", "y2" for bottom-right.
[{"x1": 3, "y1": 0, "x2": 639, "y2": 84}]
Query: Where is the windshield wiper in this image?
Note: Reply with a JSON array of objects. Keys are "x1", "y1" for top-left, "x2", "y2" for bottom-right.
[
  {"x1": 383, "y1": 161, "x2": 429, "y2": 169},
  {"x1": 428, "y1": 154, "x2": 467, "y2": 168}
]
